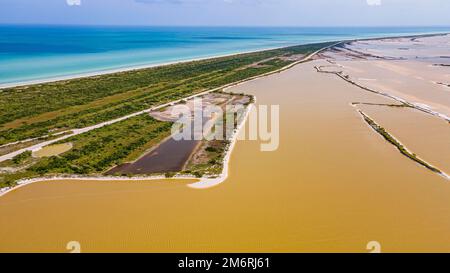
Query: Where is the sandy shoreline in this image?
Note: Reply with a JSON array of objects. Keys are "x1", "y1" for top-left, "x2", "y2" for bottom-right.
[
  {"x1": 0, "y1": 101, "x2": 254, "y2": 197},
  {"x1": 3, "y1": 50, "x2": 450, "y2": 253},
  {"x1": 0, "y1": 37, "x2": 298, "y2": 196},
  {"x1": 1, "y1": 32, "x2": 448, "y2": 89},
  {"x1": 355, "y1": 108, "x2": 450, "y2": 180},
  {"x1": 1, "y1": 32, "x2": 448, "y2": 197},
  {"x1": 0, "y1": 40, "x2": 336, "y2": 163},
  {"x1": 187, "y1": 101, "x2": 254, "y2": 189},
  {"x1": 0, "y1": 44, "x2": 307, "y2": 89},
  {"x1": 315, "y1": 64, "x2": 450, "y2": 123}
]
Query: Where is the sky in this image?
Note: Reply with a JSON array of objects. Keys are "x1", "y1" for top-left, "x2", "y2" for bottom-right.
[{"x1": 1, "y1": 0, "x2": 450, "y2": 27}]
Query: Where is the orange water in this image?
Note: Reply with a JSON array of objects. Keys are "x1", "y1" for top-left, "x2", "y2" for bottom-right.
[{"x1": 1, "y1": 60, "x2": 449, "y2": 253}]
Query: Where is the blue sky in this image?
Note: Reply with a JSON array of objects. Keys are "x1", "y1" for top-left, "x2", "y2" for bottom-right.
[{"x1": 1, "y1": 0, "x2": 450, "y2": 26}]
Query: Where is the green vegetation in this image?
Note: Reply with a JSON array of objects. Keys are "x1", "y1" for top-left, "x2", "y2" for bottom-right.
[
  {"x1": 12, "y1": 151, "x2": 32, "y2": 165},
  {"x1": 205, "y1": 146, "x2": 218, "y2": 153},
  {"x1": 351, "y1": 102, "x2": 410, "y2": 108},
  {"x1": 0, "y1": 42, "x2": 335, "y2": 188},
  {"x1": 183, "y1": 140, "x2": 230, "y2": 178},
  {"x1": 33, "y1": 115, "x2": 171, "y2": 174},
  {"x1": 0, "y1": 114, "x2": 172, "y2": 188},
  {"x1": 259, "y1": 58, "x2": 291, "y2": 67},
  {"x1": 359, "y1": 111, "x2": 443, "y2": 175},
  {"x1": 0, "y1": 42, "x2": 334, "y2": 145},
  {"x1": 0, "y1": 131, "x2": 72, "y2": 157},
  {"x1": 183, "y1": 99, "x2": 245, "y2": 178},
  {"x1": 164, "y1": 172, "x2": 177, "y2": 178},
  {"x1": 184, "y1": 95, "x2": 252, "y2": 176}
]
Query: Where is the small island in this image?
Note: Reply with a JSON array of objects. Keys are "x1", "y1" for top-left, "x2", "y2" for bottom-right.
[{"x1": 0, "y1": 42, "x2": 333, "y2": 192}]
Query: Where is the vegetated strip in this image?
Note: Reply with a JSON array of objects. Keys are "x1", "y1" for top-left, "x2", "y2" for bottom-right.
[
  {"x1": 358, "y1": 110, "x2": 449, "y2": 179},
  {"x1": 0, "y1": 131, "x2": 72, "y2": 157},
  {"x1": 315, "y1": 55, "x2": 450, "y2": 123},
  {"x1": 0, "y1": 42, "x2": 337, "y2": 164},
  {"x1": 351, "y1": 102, "x2": 410, "y2": 108},
  {"x1": 0, "y1": 42, "x2": 336, "y2": 146},
  {"x1": 0, "y1": 114, "x2": 173, "y2": 188}
]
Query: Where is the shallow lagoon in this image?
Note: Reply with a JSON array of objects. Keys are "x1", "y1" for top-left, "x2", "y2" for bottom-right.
[{"x1": 1, "y1": 60, "x2": 449, "y2": 252}]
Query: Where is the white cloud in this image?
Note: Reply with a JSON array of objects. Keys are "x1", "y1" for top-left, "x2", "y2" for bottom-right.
[
  {"x1": 366, "y1": 0, "x2": 381, "y2": 6},
  {"x1": 67, "y1": 0, "x2": 81, "y2": 6}
]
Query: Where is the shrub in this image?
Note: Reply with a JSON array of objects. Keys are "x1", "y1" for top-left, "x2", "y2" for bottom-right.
[{"x1": 12, "y1": 151, "x2": 32, "y2": 165}]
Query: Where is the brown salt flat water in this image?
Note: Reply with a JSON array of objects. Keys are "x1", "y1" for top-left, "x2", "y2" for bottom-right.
[
  {"x1": 338, "y1": 60, "x2": 450, "y2": 117},
  {"x1": 357, "y1": 105, "x2": 450, "y2": 175},
  {"x1": 1, "y1": 60, "x2": 450, "y2": 253}
]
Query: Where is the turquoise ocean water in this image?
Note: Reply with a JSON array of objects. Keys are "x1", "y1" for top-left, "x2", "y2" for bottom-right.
[{"x1": 1, "y1": 25, "x2": 449, "y2": 86}]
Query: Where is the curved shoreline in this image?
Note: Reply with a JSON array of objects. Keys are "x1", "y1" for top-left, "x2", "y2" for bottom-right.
[
  {"x1": 0, "y1": 102, "x2": 255, "y2": 197},
  {"x1": 1, "y1": 32, "x2": 449, "y2": 197},
  {"x1": 1, "y1": 32, "x2": 448, "y2": 89},
  {"x1": 0, "y1": 41, "x2": 335, "y2": 163},
  {"x1": 315, "y1": 65, "x2": 450, "y2": 123},
  {"x1": 0, "y1": 43, "x2": 318, "y2": 89},
  {"x1": 356, "y1": 109, "x2": 450, "y2": 180},
  {"x1": 0, "y1": 175, "x2": 198, "y2": 198},
  {"x1": 188, "y1": 101, "x2": 254, "y2": 189},
  {"x1": 0, "y1": 42, "x2": 334, "y2": 197}
]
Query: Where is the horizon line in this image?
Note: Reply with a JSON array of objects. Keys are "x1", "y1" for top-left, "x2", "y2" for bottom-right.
[{"x1": 2, "y1": 23, "x2": 450, "y2": 28}]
